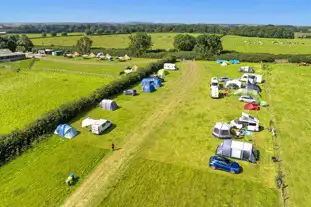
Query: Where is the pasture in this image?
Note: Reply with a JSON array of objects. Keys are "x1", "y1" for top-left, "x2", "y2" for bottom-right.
[
  {"x1": 0, "y1": 57, "x2": 155, "y2": 133},
  {"x1": 266, "y1": 63, "x2": 311, "y2": 207},
  {"x1": 30, "y1": 33, "x2": 311, "y2": 54}
]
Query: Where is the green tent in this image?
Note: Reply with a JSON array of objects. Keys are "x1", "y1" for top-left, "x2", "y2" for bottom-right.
[
  {"x1": 233, "y1": 89, "x2": 259, "y2": 97},
  {"x1": 157, "y1": 69, "x2": 169, "y2": 79}
]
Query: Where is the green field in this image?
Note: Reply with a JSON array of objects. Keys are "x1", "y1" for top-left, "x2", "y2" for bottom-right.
[
  {"x1": 0, "y1": 57, "x2": 155, "y2": 133},
  {"x1": 267, "y1": 63, "x2": 311, "y2": 207},
  {"x1": 30, "y1": 33, "x2": 311, "y2": 54}
]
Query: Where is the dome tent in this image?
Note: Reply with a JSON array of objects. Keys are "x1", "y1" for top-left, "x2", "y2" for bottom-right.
[
  {"x1": 54, "y1": 124, "x2": 78, "y2": 139},
  {"x1": 221, "y1": 61, "x2": 228, "y2": 66},
  {"x1": 142, "y1": 82, "x2": 156, "y2": 93},
  {"x1": 212, "y1": 122, "x2": 233, "y2": 139},
  {"x1": 100, "y1": 99, "x2": 118, "y2": 111}
]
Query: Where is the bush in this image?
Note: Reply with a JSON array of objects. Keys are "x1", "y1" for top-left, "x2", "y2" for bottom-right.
[{"x1": 0, "y1": 57, "x2": 176, "y2": 166}]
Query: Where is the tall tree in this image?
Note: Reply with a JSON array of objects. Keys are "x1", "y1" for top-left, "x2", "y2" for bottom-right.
[
  {"x1": 128, "y1": 33, "x2": 153, "y2": 56},
  {"x1": 17, "y1": 34, "x2": 34, "y2": 51},
  {"x1": 76, "y1": 36, "x2": 93, "y2": 54},
  {"x1": 194, "y1": 35, "x2": 223, "y2": 58},
  {"x1": 42, "y1": 32, "x2": 47, "y2": 37},
  {"x1": 50, "y1": 31, "x2": 57, "y2": 37},
  {"x1": 173, "y1": 34, "x2": 196, "y2": 51}
]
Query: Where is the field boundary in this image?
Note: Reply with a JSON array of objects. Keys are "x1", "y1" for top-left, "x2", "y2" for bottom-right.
[{"x1": 262, "y1": 62, "x2": 288, "y2": 207}]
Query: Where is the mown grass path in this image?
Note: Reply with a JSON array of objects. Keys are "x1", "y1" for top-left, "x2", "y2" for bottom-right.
[{"x1": 63, "y1": 61, "x2": 200, "y2": 207}]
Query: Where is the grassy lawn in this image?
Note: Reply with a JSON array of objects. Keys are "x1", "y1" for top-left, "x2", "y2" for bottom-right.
[
  {"x1": 266, "y1": 63, "x2": 311, "y2": 207},
  {"x1": 0, "y1": 60, "x2": 111, "y2": 133},
  {"x1": 96, "y1": 61, "x2": 280, "y2": 207},
  {"x1": 33, "y1": 57, "x2": 155, "y2": 76},
  {"x1": 0, "y1": 66, "x2": 182, "y2": 206},
  {"x1": 30, "y1": 33, "x2": 311, "y2": 54}
]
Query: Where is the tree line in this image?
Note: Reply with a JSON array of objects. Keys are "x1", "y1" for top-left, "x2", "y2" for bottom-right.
[
  {"x1": 0, "y1": 34, "x2": 33, "y2": 52},
  {"x1": 1, "y1": 23, "x2": 297, "y2": 39}
]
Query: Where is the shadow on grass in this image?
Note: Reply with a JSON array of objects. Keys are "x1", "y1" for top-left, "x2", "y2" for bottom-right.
[{"x1": 71, "y1": 176, "x2": 80, "y2": 186}]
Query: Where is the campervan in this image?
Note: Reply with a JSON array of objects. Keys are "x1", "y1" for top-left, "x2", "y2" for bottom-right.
[
  {"x1": 210, "y1": 86, "x2": 219, "y2": 98},
  {"x1": 240, "y1": 74, "x2": 263, "y2": 84},
  {"x1": 230, "y1": 112, "x2": 260, "y2": 132}
]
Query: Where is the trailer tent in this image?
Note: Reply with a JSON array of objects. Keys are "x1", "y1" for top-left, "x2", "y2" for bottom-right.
[
  {"x1": 100, "y1": 99, "x2": 118, "y2": 111},
  {"x1": 212, "y1": 122, "x2": 233, "y2": 139},
  {"x1": 54, "y1": 124, "x2": 78, "y2": 139},
  {"x1": 216, "y1": 140, "x2": 257, "y2": 163}
]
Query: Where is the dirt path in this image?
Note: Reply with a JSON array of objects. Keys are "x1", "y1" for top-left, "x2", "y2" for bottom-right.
[
  {"x1": 63, "y1": 61, "x2": 200, "y2": 207},
  {"x1": 40, "y1": 57, "x2": 153, "y2": 66}
]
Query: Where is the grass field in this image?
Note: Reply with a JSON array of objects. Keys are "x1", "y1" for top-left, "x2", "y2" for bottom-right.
[
  {"x1": 0, "y1": 66, "x2": 182, "y2": 206},
  {"x1": 266, "y1": 63, "x2": 311, "y2": 207},
  {"x1": 0, "y1": 57, "x2": 156, "y2": 133},
  {"x1": 0, "y1": 59, "x2": 112, "y2": 133},
  {"x1": 30, "y1": 33, "x2": 311, "y2": 54}
]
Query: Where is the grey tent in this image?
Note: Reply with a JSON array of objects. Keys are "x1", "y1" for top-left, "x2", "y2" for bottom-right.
[
  {"x1": 212, "y1": 122, "x2": 233, "y2": 139},
  {"x1": 100, "y1": 99, "x2": 118, "y2": 111},
  {"x1": 216, "y1": 140, "x2": 258, "y2": 163},
  {"x1": 245, "y1": 84, "x2": 262, "y2": 93},
  {"x1": 239, "y1": 66, "x2": 255, "y2": 73}
]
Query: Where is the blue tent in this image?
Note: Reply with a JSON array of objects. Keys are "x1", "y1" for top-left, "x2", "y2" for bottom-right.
[
  {"x1": 141, "y1": 78, "x2": 162, "y2": 88},
  {"x1": 54, "y1": 124, "x2": 78, "y2": 139},
  {"x1": 216, "y1": 60, "x2": 225, "y2": 64},
  {"x1": 142, "y1": 82, "x2": 156, "y2": 93},
  {"x1": 230, "y1": 60, "x2": 240, "y2": 64}
]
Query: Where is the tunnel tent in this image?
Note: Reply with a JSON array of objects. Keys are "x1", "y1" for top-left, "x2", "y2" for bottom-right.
[
  {"x1": 54, "y1": 124, "x2": 78, "y2": 139},
  {"x1": 99, "y1": 99, "x2": 118, "y2": 111},
  {"x1": 216, "y1": 140, "x2": 257, "y2": 163}
]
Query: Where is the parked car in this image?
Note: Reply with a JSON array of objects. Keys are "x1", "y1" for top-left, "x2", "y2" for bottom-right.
[
  {"x1": 209, "y1": 156, "x2": 242, "y2": 174},
  {"x1": 123, "y1": 89, "x2": 137, "y2": 96},
  {"x1": 218, "y1": 77, "x2": 231, "y2": 82},
  {"x1": 239, "y1": 95, "x2": 257, "y2": 103}
]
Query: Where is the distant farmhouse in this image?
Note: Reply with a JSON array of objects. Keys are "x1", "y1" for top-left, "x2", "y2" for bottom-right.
[{"x1": 0, "y1": 49, "x2": 26, "y2": 62}]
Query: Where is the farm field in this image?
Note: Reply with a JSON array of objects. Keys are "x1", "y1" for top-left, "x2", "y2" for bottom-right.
[
  {"x1": 62, "y1": 62, "x2": 280, "y2": 207},
  {"x1": 0, "y1": 57, "x2": 155, "y2": 133},
  {"x1": 30, "y1": 33, "x2": 311, "y2": 54},
  {"x1": 267, "y1": 63, "x2": 311, "y2": 207},
  {"x1": 0, "y1": 59, "x2": 111, "y2": 133},
  {"x1": 0, "y1": 65, "x2": 183, "y2": 206}
]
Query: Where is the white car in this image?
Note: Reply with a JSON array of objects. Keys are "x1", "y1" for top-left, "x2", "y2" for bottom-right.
[{"x1": 239, "y1": 95, "x2": 257, "y2": 103}]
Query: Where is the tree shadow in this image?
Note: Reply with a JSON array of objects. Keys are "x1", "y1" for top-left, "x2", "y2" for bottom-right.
[{"x1": 101, "y1": 124, "x2": 117, "y2": 135}]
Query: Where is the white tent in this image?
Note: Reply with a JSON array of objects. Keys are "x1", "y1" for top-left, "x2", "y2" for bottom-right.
[
  {"x1": 221, "y1": 61, "x2": 228, "y2": 66},
  {"x1": 212, "y1": 122, "x2": 232, "y2": 139},
  {"x1": 124, "y1": 54, "x2": 131, "y2": 60}
]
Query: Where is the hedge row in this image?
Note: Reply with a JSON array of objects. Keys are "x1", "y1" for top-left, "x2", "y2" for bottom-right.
[{"x1": 0, "y1": 57, "x2": 176, "y2": 166}]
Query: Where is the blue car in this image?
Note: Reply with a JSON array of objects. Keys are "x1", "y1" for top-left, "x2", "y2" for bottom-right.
[{"x1": 209, "y1": 156, "x2": 242, "y2": 174}]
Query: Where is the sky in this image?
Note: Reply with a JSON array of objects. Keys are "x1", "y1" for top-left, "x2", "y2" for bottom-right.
[{"x1": 1, "y1": 0, "x2": 310, "y2": 25}]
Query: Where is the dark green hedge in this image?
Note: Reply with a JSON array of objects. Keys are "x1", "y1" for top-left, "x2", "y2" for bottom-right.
[{"x1": 0, "y1": 57, "x2": 176, "y2": 166}]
